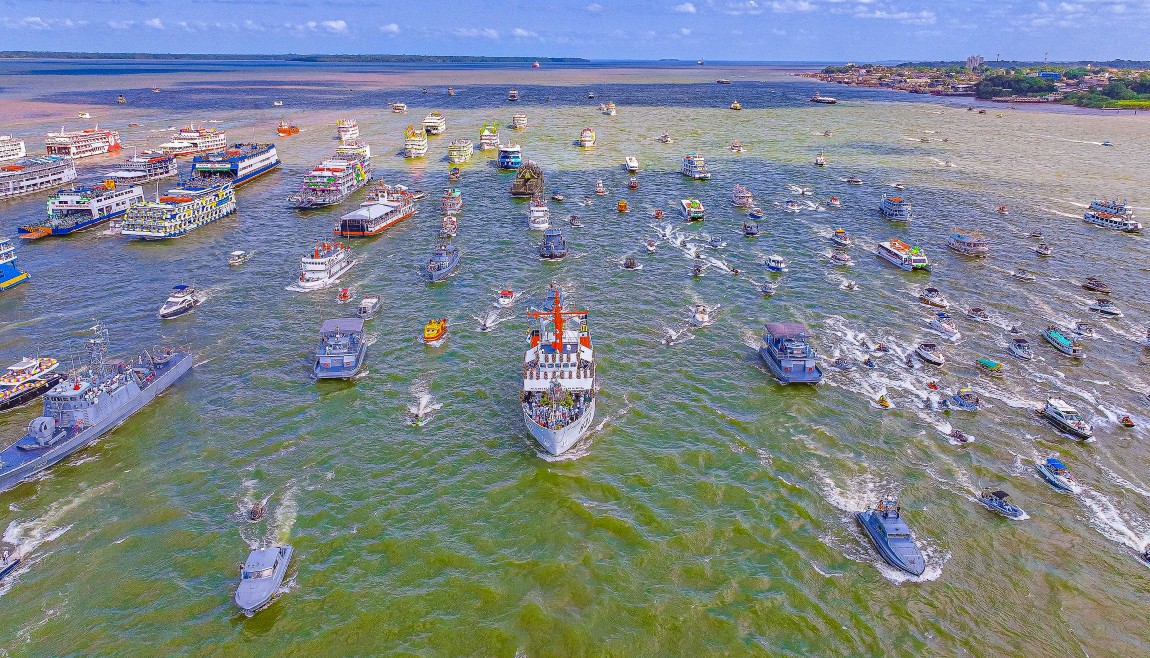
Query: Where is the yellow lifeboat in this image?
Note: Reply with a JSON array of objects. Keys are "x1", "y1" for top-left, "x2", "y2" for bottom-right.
[
  {"x1": 617, "y1": 200, "x2": 628, "y2": 213},
  {"x1": 423, "y1": 318, "x2": 447, "y2": 343}
]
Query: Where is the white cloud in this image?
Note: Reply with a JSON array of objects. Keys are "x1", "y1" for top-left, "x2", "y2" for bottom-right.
[
  {"x1": 321, "y1": 19, "x2": 347, "y2": 33},
  {"x1": 854, "y1": 9, "x2": 936, "y2": 24},
  {"x1": 244, "y1": 20, "x2": 265, "y2": 32},
  {"x1": 3, "y1": 16, "x2": 86, "y2": 30},
  {"x1": 512, "y1": 27, "x2": 538, "y2": 37},
  {"x1": 107, "y1": 20, "x2": 135, "y2": 30},
  {"x1": 674, "y1": 2, "x2": 697, "y2": 12},
  {"x1": 453, "y1": 27, "x2": 500, "y2": 38},
  {"x1": 380, "y1": 22, "x2": 400, "y2": 34},
  {"x1": 771, "y1": 0, "x2": 815, "y2": 12},
  {"x1": 144, "y1": 18, "x2": 164, "y2": 29},
  {"x1": 723, "y1": 1, "x2": 762, "y2": 14},
  {"x1": 584, "y1": 3, "x2": 604, "y2": 11},
  {"x1": 680, "y1": 27, "x2": 692, "y2": 34}
]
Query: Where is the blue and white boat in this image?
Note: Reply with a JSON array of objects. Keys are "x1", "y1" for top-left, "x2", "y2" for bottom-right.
[
  {"x1": 190, "y1": 143, "x2": 280, "y2": 187},
  {"x1": 497, "y1": 143, "x2": 522, "y2": 170},
  {"x1": 759, "y1": 322, "x2": 822, "y2": 384},
  {"x1": 0, "y1": 323, "x2": 193, "y2": 494},
  {"x1": 680, "y1": 153, "x2": 711, "y2": 180},
  {"x1": 313, "y1": 318, "x2": 367, "y2": 379},
  {"x1": 943, "y1": 387, "x2": 981, "y2": 411},
  {"x1": 879, "y1": 194, "x2": 912, "y2": 221},
  {"x1": 1042, "y1": 397, "x2": 1093, "y2": 440},
  {"x1": 855, "y1": 497, "x2": 926, "y2": 576},
  {"x1": 422, "y1": 242, "x2": 460, "y2": 282},
  {"x1": 1042, "y1": 325, "x2": 1083, "y2": 358},
  {"x1": 0, "y1": 237, "x2": 29, "y2": 291},
  {"x1": 19, "y1": 181, "x2": 144, "y2": 239},
  {"x1": 747, "y1": 207, "x2": 764, "y2": 220},
  {"x1": 539, "y1": 228, "x2": 568, "y2": 260},
  {"x1": 766, "y1": 254, "x2": 787, "y2": 272},
  {"x1": 977, "y1": 489, "x2": 1026, "y2": 519},
  {"x1": 1036, "y1": 457, "x2": 1082, "y2": 493}
]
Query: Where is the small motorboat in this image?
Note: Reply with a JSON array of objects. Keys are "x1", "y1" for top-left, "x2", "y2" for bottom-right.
[
  {"x1": 654, "y1": 209, "x2": 665, "y2": 220},
  {"x1": 235, "y1": 545, "x2": 293, "y2": 616},
  {"x1": 997, "y1": 205, "x2": 1009, "y2": 215},
  {"x1": 1027, "y1": 230, "x2": 1044, "y2": 239},
  {"x1": 628, "y1": 178, "x2": 639, "y2": 190},
  {"x1": 1083, "y1": 277, "x2": 1111, "y2": 294},
  {"x1": 918, "y1": 287, "x2": 949, "y2": 309},
  {"x1": 915, "y1": 342, "x2": 945, "y2": 365},
  {"x1": 691, "y1": 263, "x2": 706, "y2": 277},
  {"x1": 965, "y1": 307, "x2": 989, "y2": 322},
  {"x1": 1036, "y1": 457, "x2": 1082, "y2": 494},
  {"x1": 927, "y1": 381, "x2": 940, "y2": 391},
  {"x1": 357, "y1": 295, "x2": 381, "y2": 319},
  {"x1": 1033, "y1": 243, "x2": 1052, "y2": 257},
  {"x1": 498, "y1": 289, "x2": 515, "y2": 307},
  {"x1": 949, "y1": 429, "x2": 971, "y2": 444},
  {"x1": 1072, "y1": 321, "x2": 1097, "y2": 338},
  {"x1": 978, "y1": 489, "x2": 1025, "y2": 519},
  {"x1": 846, "y1": 176, "x2": 863, "y2": 185},
  {"x1": 747, "y1": 207, "x2": 764, "y2": 220},
  {"x1": 645, "y1": 239, "x2": 657, "y2": 253},
  {"x1": 876, "y1": 395, "x2": 890, "y2": 408},
  {"x1": 842, "y1": 280, "x2": 860, "y2": 291},
  {"x1": 1089, "y1": 298, "x2": 1123, "y2": 317},
  {"x1": 551, "y1": 189, "x2": 565, "y2": 202},
  {"x1": 567, "y1": 215, "x2": 584, "y2": 228},
  {"x1": 77, "y1": 111, "x2": 93, "y2": 119},
  {"x1": 729, "y1": 140, "x2": 746, "y2": 153},
  {"x1": 158, "y1": 285, "x2": 202, "y2": 319},
  {"x1": 783, "y1": 200, "x2": 800, "y2": 213},
  {"x1": 833, "y1": 357, "x2": 857, "y2": 371},
  {"x1": 228, "y1": 250, "x2": 253, "y2": 266},
  {"x1": 1011, "y1": 269, "x2": 1037, "y2": 283},
  {"x1": 622, "y1": 256, "x2": 642, "y2": 271},
  {"x1": 249, "y1": 500, "x2": 265, "y2": 521},
  {"x1": 1008, "y1": 337, "x2": 1033, "y2": 360},
  {"x1": 708, "y1": 236, "x2": 726, "y2": 249},
  {"x1": 873, "y1": 343, "x2": 891, "y2": 354},
  {"x1": 831, "y1": 228, "x2": 851, "y2": 246},
  {"x1": 759, "y1": 280, "x2": 778, "y2": 296},
  {"x1": 1042, "y1": 397, "x2": 1093, "y2": 440},
  {"x1": 976, "y1": 358, "x2": 1004, "y2": 377},
  {"x1": 691, "y1": 304, "x2": 717, "y2": 327},
  {"x1": 945, "y1": 387, "x2": 982, "y2": 411},
  {"x1": 892, "y1": 182, "x2": 907, "y2": 190},
  {"x1": 422, "y1": 318, "x2": 448, "y2": 345},
  {"x1": 730, "y1": 100, "x2": 743, "y2": 110},
  {"x1": 624, "y1": 156, "x2": 639, "y2": 172},
  {"x1": 855, "y1": 497, "x2": 925, "y2": 576},
  {"x1": 830, "y1": 250, "x2": 853, "y2": 266},
  {"x1": 657, "y1": 132, "x2": 673, "y2": 144},
  {"x1": 1102, "y1": 140, "x2": 1113, "y2": 147},
  {"x1": 826, "y1": 196, "x2": 842, "y2": 208},
  {"x1": 928, "y1": 312, "x2": 960, "y2": 340},
  {"x1": 862, "y1": 357, "x2": 877, "y2": 369},
  {"x1": 617, "y1": 200, "x2": 629, "y2": 213},
  {"x1": 766, "y1": 254, "x2": 787, "y2": 273},
  {"x1": 594, "y1": 180, "x2": 607, "y2": 196},
  {"x1": 1120, "y1": 415, "x2": 1135, "y2": 428},
  {"x1": 337, "y1": 287, "x2": 352, "y2": 303},
  {"x1": 742, "y1": 220, "x2": 760, "y2": 237}
]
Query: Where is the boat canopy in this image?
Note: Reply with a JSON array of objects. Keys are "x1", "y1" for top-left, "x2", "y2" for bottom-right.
[
  {"x1": 320, "y1": 318, "x2": 365, "y2": 334},
  {"x1": 976, "y1": 358, "x2": 1002, "y2": 369},
  {"x1": 1046, "y1": 457, "x2": 1067, "y2": 469},
  {"x1": 764, "y1": 322, "x2": 810, "y2": 338}
]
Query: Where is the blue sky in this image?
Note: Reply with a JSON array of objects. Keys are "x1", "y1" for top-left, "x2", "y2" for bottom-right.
[{"x1": 0, "y1": 1, "x2": 1146, "y2": 61}]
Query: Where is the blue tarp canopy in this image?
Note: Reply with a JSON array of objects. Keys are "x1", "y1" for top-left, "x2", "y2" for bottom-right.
[{"x1": 1047, "y1": 458, "x2": 1066, "y2": 469}]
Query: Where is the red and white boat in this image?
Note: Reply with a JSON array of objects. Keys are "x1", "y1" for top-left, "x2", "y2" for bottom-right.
[
  {"x1": 335, "y1": 185, "x2": 416, "y2": 238},
  {"x1": 498, "y1": 290, "x2": 515, "y2": 307},
  {"x1": 44, "y1": 126, "x2": 120, "y2": 159}
]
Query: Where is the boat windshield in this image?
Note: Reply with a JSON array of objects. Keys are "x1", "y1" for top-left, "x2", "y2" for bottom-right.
[{"x1": 244, "y1": 566, "x2": 275, "y2": 579}]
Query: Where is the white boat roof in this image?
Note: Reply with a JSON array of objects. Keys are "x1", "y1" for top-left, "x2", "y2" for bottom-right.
[
  {"x1": 1047, "y1": 398, "x2": 1077, "y2": 412},
  {"x1": 244, "y1": 547, "x2": 282, "y2": 570},
  {"x1": 342, "y1": 201, "x2": 400, "y2": 220},
  {"x1": 8, "y1": 357, "x2": 39, "y2": 370},
  {"x1": 320, "y1": 318, "x2": 365, "y2": 334},
  {"x1": 230, "y1": 250, "x2": 246, "y2": 255}
]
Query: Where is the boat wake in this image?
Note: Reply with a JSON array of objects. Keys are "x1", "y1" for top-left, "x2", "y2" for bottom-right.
[
  {"x1": 1080, "y1": 488, "x2": 1149, "y2": 552},
  {"x1": 407, "y1": 379, "x2": 442, "y2": 426}
]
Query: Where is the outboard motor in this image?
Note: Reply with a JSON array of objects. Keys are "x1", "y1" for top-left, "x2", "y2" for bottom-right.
[{"x1": 28, "y1": 417, "x2": 56, "y2": 446}]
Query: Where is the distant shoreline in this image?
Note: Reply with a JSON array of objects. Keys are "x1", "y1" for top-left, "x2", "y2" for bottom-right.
[{"x1": 0, "y1": 51, "x2": 590, "y2": 64}]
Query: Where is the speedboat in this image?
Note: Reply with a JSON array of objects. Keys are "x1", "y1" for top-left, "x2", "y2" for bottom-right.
[
  {"x1": 948, "y1": 428, "x2": 971, "y2": 444},
  {"x1": 830, "y1": 250, "x2": 853, "y2": 266},
  {"x1": 855, "y1": 497, "x2": 926, "y2": 576},
  {"x1": 1028, "y1": 230, "x2": 1045, "y2": 239},
  {"x1": 551, "y1": 189, "x2": 564, "y2": 202},
  {"x1": 1, "y1": 550, "x2": 22, "y2": 582},
  {"x1": 228, "y1": 250, "x2": 253, "y2": 266},
  {"x1": 1008, "y1": 337, "x2": 1033, "y2": 360},
  {"x1": 783, "y1": 200, "x2": 800, "y2": 213},
  {"x1": 1036, "y1": 457, "x2": 1082, "y2": 493},
  {"x1": 1034, "y1": 243, "x2": 1053, "y2": 257},
  {"x1": 1042, "y1": 397, "x2": 1093, "y2": 440},
  {"x1": 691, "y1": 304, "x2": 716, "y2": 327},
  {"x1": 928, "y1": 312, "x2": 960, "y2": 340},
  {"x1": 357, "y1": 295, "x2": 381, "y2": 319},
  {"x1": 876, "y1": 395, "x2": 890, "y2": 408},
  {"x1": 158, "y1": 285, "x2": 201, "y2": 319},
  {"x1": 965, "y1": 307, "x2": 989, "y2": 322},
  {"x1": 977, "y1": 489, "x2": 1025, "y2": 519},
  {"x1": 628, "y1": 178, "x2": 639, "y2": 191},
  {"x1": 826, "y1": 196, "x2": 842, "y2": 208},
  {"x1": 337, "y1": 287, "x2": 352, "y2": 304},
  {"x1": 842, "y1": 280, "x2": 860, "y2": 291},
  {"x1": 918, "y1": 287, "x2": 949, "y2": 309},
  {"x1": 625, "y1": 156, "x2": 639, "y2": 172},
  {"x1": 730, "y1": 100, "x2": 743, "y2": 110},
  {"x1": 1042, "y1": 325, "x2": 1083, "y2": 358},
  {"x1": 594, "y1": 180, "x2": 607, "y2": 196},
  {"x1": 997, "y1": 205, "x2": 1009, "y2": 215},
  {"x1": 708, "y1": 236, "x2": 726, "y2": 249},
  {"x1": 1082, "y1": 277, "x2": 1111, "y2": 294},
  {"x1": 833, "y1": 357, "x2": 857, "y2": 371},
  {"x1": 1011, "y1": 269, "x2": 1037, "y2": 283},
  {"x1": 448, "y1": 167, "x2": 461, "y2": 182},
  {"x1": 846, "y1": 176, "x2": 863, "y2": 185},
  {"x1": 498, "y1": 289, "x2": 515, "y2": 307},
  {"x1": 622, "y1": 256, "x2": 642, "y2": 271},
  {"x1": 422, "y1": 318, "x2": 447, "y2": 345},
  {"x1": 235, "y1": 545, "x2": 293, "y2": 616},
  {"x1": 1088, "y1": 298, "x2": 1123, "y2": 317},
  {"x1": 657, "y1": 133, "x2": 673, "y2": 144},
  {"x1": 915, "y1": 342, "x2": 945, "y2": 365},
  {"x1": 759, "y1": 280, "x2": 778, "y2": 296},
  {"x1": 831, "y1": 228, "x2": 851, "y2": 246},
  {"x1": 1072, "y1": 321, "x2": 1096, "y2": 338},
  {"x1": 653, "y1": 209, "x2": 665, "y2": 220},
  {"x1": 729, "y1": 140, "x2": 746, "y2": 153},
  {"x1": 645, "y1": 239, "x2": 657, "y2": 253},
  {"x1": 747, "y1": 207, "x2": 764, "y2": 220},
  {"x1": 945, "y1": 387, "x2": 982, "y2": 411},
  {"x1": 567, "y1": 215, "x2": 584, "y2": 228},
  {"x1": 742, "y1": 221, "x2": 760, "y2": 237},
  {"x1": 766, "y1": 254, "x2": 787, "y2": 273},
  {"x1": 691, "y1": 263, "x2": 706, "y2": 277},
  {"x1": 976, "y1": 358, "x2": 1004, "y2": 377}
]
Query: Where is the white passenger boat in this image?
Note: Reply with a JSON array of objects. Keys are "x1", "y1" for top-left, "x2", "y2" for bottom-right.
[{"x1": 287, "y1": 242, "x2": 355, "y2": 291}]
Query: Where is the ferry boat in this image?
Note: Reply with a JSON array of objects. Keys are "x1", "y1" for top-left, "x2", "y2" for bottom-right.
[
  {"x1": 1084, "y1": 210, "x2": 1142, "y2": 232},
  {"x1": 730, "y1": 140, "x2": 746, "y2": 153},
  {"x1": 732, "y1": 184, "x2": 754, "y2": 207},
  {"x1": 20, "y1": 181, "x2": 144, "y2": 239},
  {"x1": 946, "y1": 230, "x2": 990, "y2": 256},
  {"x1": 603, "y1": 101, "x2": 617, "y2": 116},
  {"x1": 335, "y1": 186, "x2": 416, "y2": 238},
  {"x1": 1042, "y1": 325, "x2": 1083, "y2": 358},
  {"x1": 0, "y1": 238, "x2": 30, "y2": 291},
  {"x1": 190, "y1": 143, "x2": 280, "y2": 187},
  {"x1": 288, "y1": 242, "x2": 355, "y2": 291},
  {"x1": 440, "y1": 215, "x2": 458, "y2": 238},
  {"x1": 228, "y1": 250, "x2": 253, "y2": 266},
  {"x1": 876, "y1": 238, "x2": 931, "y2": 271},
  {"x1": 0, "y1": 357, "x2": 62, "y2": 412},
  {"x1": 440, "y1": 187, "x2": 463, "y2": 214},
  {"x1": 423, "y1": 318, "x2": 447, "y2": 345},
  {"x1": 235, "y1": 545, "x2": 293, "y2": 616},
  {"x1": 120, "y1": 182, "x2": 236, "y2": 240},
  {"x1": 680, "y1": 153, "x2": 711, "y2": 180},
  {"x1": 0, "y1": 136, "x2": 26, "y2": 162},
  {"x1": 879, "y1": 194, "x2": 912, "y2": 221},
  {"x1": 856, "y1": 497, "x2": 925, "y2": 576},
  {"x1": 44, "y1": 126, "x2": 120, "y2": 159},
  {"x1": 766, "y1": 254, "x2": 787, "y2": 272},
  {"x1": 0, "y1": 156, "x2": 78, "y2": 200},
  {"x1": 276, "y1": 120, "x2": 299, "y2": 137},
  {"x1": 810, "y1": 92, "x2": 838, "y2": 104},
  {"x1": 422, "y1": 111, "x2": 447, "y2": 135},
  {"x1": 479, "y1": 122, "x2": 500, "y2": 150},
  {"x1": 447, "y1": 139, "x2": 474, "y2": 164},
  {"x1": 336, "y1": 118, "x2": 359, "y2": 142},
  {"x1": 680, "y1": 199, "x2": 705, "y2": 221},
  {"x1": 510, "y1": 161, "x2": 544, "y2": 197},
  {"x1": 527, "y1": 197, "x2": 551, "y2": 230},
  {"x1": 759, "y1": 322, "x2": 822, "y2": 384},
  {"x1": 497, "y1": 143, "x2": 522, "y2": 170},
  {"x1": 1043, "y1": 398, "x2": 1093, "y2": 440},
  {"x1": 512, "y1": 114, "x2": 528, "y2": 130},
  {"x1": 357, "y1": 296, "x2": 381, "y2": 319},
  {"x1": 422, "y1": 242, "x2": 461, "y2": 282},
  {"x1": 625, "y1": 156, "x2": 639, "y2": 173},
  {"x1": 288, "y1": 148, "x2": 371, "y2": 208},
  {"x1": 521, "y1": 287, "x2": 598, "y2": 456},
  {"x1": 539, "y1": 228, "x2": 568, "y2": 260},
  {"x1": 1089, "y1": 199, "x2": 1132, "y2": 217},
  {"x1": 105, "y1": 150, "x2": 177, "y2": 185},
  {"x1": 159, "y1": 124, "x2": 228, "y2": 157},
  {"x1": 594, "y1": 180, "x2": 607, "y2": 195},
  {"x1": 0, "y1": 322, "x2": 192, "y2": 494},
  {"x1": 507, "y1": 89, "x2": 520, "y2": 102},
  {"x1": 976, "y1": 358, "x2": 1004, "y2": 377},
  {"x1": 313, "y1": 318, "x2": 367, "y2": 379},
  {"x1": 403, "y1": 125, "x2": 428, "y2": 158},
  {"x1": 945, "y1": 387, "x2": 982, "y2": 411},
  {"x1": 578, "y1": 128, "x2": 596, "y2": 148},
  {"x1": 1036, "y1": 457, "x2": 1082, "y2": 494}
]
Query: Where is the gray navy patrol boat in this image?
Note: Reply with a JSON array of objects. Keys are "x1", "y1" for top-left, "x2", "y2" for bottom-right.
[
  {"x1": 235, "y1": 544, "x2": 293, "y2": 615},
  {"x1": 855, "y1": 496, "x2": 926, "y2": 576},
  {"x1": 313, "y1": 318, "x2": 367, "y2": 379},
  {"x1": 0, "y1": 322, "x2": 193, "y2": 494}
]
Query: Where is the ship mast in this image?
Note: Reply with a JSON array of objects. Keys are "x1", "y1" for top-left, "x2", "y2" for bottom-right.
[
  {"x1": 526, "y1": 289, "x2": 586, "y2": 352},
  {"x1": 86, "y1": 320, "x2": 109, "y2": 377}
]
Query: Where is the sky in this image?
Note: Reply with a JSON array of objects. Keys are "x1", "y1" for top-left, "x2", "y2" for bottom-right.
[{"x1": 0, "y1": 0, "x2": 1146, "y2": 62}]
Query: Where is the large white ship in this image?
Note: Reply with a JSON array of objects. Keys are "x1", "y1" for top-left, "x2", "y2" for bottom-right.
[
  {"x1": 119, "y1": 183, "x2": 237, "y2": 240},
  {"x1": 876, "y1": 238, "x2": 931, "y2": 271},
  {"x1": 0, "y1": 136, "x2": 26, "y2": 162},
  {"x1": 336, "y1": 118, "x2": 360, "y2": 142},
  {"x1": 44, "y1": 126, "x2": 121, "y2": 159},
  {"x1": 20, "y1": 181, "x2": 144, "y2": 239},
  {"x1": 0, "y1": 156, "x2": 77, "y2": 200},
  {"x1": 159, "y1": 124, "x2": 228, "y2": 157},
  {"x1": 105, "y1": 150, "x2": 178, "y2": 185},
  {"x1": 404, "y1": 125, "x2": 428, "y2": 158},
  {"x1": 190, "y1": 143, "x2": 280, "y2": 187},
  {"x1": 287, "y1": 143, "x2": 371, "y2": 209},
  {"x1": 287, "y1": 242, "x2": 355, "y2": 291},
  {"x1": 521, "y1": 286, "x2": 597, "y2": 457},
  {"x1": 422, "y1": 111, "x2": 447, "y2": 135}
]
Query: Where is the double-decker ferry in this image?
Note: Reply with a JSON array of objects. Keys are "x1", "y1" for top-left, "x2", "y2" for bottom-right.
[
  {"x1": 0, "y1": 237, "x2": 30, "y2": 291},
  {"x1": 879, "y1": 194, "x2": 912, "y2": 221},
  {"x1": 440, "y1": 187, "x2": 463, "y2": 214},
  {"x1": 0, "y1": 136, "x2": 26, "y2": 162},
  {"x1": 159, "y1": 124, "x2": 228, "y2": 157},
  {"x1": 335, "y1": 186, "x2": 416, "y2": 238},
  {"x1": 680, "y1": 198, "x2": 705, "y2": 221},
  {"x1": 498, "y1": 143, "x2": 522, "y2": 170},
  {"x1": 190, "y1": 143, "x2": 280, "y2": 187},
  {"x1": 105, "y1": 150, "x2": 178, "y2": 185},
  {"x1": 478, "y1": 122, "x2": 500, "y2": 150},
  {"x1": 422, "y1": 111, "x2": 447, "y2": 135},
  {"x1": 119, "y1": 182, "x2": 236, "y2": 240},
  {"x1": 44, "y1": 126, "x2": 120, "y2": 159},
  {"x1": 680, "y1": 153, "x2": 711, "y2": 180},
  {"x1": 0, "y1": 156, "x2": 77, "y2": 200},
  {"x1": 336, "y1": 119, "x2": 359, "y2": 142},
  {"x1": 403, "y1": 125, "x2": 428, "y2": 158},
  {"x1": 448, "y1": 139, "x2": 474, "y2": 164},
  {"x1": 947, "y1": 230, "x2": 990, "y2": 256},
  {"x1": 288, "y1": 147, "x2": 371, "y2": 209},
  {"x1": 19, "y1": 181, "x2": 144, "y2": 239},
  {"x1": 1088, "y1": 199, "x2": 1132, "y2": 217},
  {"x1": 287, "y1": 242, "x2": 355, "y2": 291},
  {"x1": 578, "y1": 128, "x2": 596, "y2": 148},
  {"x1": 877, "y1": 238, "x2": 931, "y2": 271},
  {"x1": 1084, "y1": 210, "x2": 1142, "y2": 232}
]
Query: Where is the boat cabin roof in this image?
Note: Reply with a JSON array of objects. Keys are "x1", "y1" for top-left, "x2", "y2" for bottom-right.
[
  {"x1": 1046, "y1": 457, "x2": 1067, "y2": 469},
  {"x1": 320, "y1": 318, "x2": 365, "y2": 334},
  {"x1": 9, "y1": 358, "x2": 39, "y2": 371},
  {"x1": 1047, "y1": 398, "x2": 1076, "y2": 413},
  {"x1": 990, "y1": 490, "x2": 1010, "y2": 500},
  {"x1": 765, "y1": 322, "x2": 810, "y2": 338},
  {"x1": 244, "y1": 547, "x2": 281, "y2": 570}
]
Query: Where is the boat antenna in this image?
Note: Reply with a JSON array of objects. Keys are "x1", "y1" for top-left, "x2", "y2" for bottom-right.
[{"x1": 86, "y1": 320, "x2": 109, "y2": 377}]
